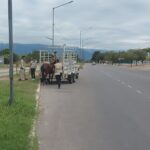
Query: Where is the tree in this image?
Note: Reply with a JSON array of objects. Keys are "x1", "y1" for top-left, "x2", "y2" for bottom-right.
[
  {"x1": 91, "y1": 51, "x2": 100, "y2": 63},
  {"x1": 0, "y1": 49, "x2": 19, "y2": 64},
  {"x1": 123, "y1": 50, "x2": 137, "y2": 67},
  {"x1": 104, "y1": 51, "x2": 119, "y2": 65},
  {"x1": 135, "y1": 50, "x2": 146, "y2": 64},
  {"x1": 25, "y1": 50, "x2": 40, "y2": 63}
]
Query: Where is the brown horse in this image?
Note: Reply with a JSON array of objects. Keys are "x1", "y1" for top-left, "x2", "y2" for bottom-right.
[
  {"x1": 49, "y1": 62, "x2": 55, "y2": 83},
  {"x1": 40, "y1": 62, "x2": 55, "y2": 84}
]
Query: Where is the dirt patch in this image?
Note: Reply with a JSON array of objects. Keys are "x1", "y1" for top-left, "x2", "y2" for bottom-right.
[{"x1": 0, "y1": 77, "x2": 9, "y2": 80}]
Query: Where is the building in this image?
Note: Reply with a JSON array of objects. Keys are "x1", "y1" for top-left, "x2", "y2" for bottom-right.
[{"x1": 0, "y1": 56, "x2": 4, "y2": 64}]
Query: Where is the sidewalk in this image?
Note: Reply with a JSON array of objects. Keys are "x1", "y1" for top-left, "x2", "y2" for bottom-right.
[{"x1": 36, "y1": 80, "x2": 82, "y2": 150}]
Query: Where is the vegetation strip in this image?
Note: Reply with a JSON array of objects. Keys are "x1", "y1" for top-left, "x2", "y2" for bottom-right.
[
  {"x1": 91, "y1": 48, "x2": 150, "y2": 66},
  {"x1": 0, "y1": 78, "x2": 39, "y2": 150}
]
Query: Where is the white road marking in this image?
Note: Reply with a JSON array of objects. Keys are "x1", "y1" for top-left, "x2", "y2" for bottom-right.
[
  {"x1": 117, "y1": 80, "x2": 121, "y2": 82},
  {"x1": 105, "y1": 74, "x2": 112, "y2": 78},
  {"x1": 128, "y1": 85, "x2": 132, "y2": 89},
  {"x1": 136, "y1": 90, "x2": 142, "y2": 94},
  {"x1": 44, "y1": 109, "x2": 49, "y2": 115},
  {"x1": 121, "y1": 81, "x2": 125, "y2": 85},
  {"x1": 44, "y1": 121, "x2": 49, "y2": 126}
]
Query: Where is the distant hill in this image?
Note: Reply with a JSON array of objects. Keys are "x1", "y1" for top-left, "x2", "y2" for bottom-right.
[
  {"x1": 0, "y1": 43, "x2": 48, "y2": 54},
  {"x1": 0, "y1": 43, "x2": 105, "y2": 60}
]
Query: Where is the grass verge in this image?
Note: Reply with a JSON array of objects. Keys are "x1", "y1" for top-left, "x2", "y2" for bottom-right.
[
  {"x1": 78, "y1": 62, "x2": 84, "y2": 69},
  {"x1": 0, "y1": 77, "x2": 39, "y2": 150}
]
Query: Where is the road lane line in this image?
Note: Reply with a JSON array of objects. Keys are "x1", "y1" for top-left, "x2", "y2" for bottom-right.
[
  {"x1": 121, "y1": 81, "x2": 125, "y2": 85},
  {"x1": 44, "y1": 121, "x2": 49, "y2": 126},
  {"x1": 128, "y1": 85, "x2": 132, "y2": 89},
  {"x1": 105, "y1": 74, "x2": 112, "y2": 78},
  {"x1": 117, "y1": 79, "x2": 121, "y2": 82},
  {"x1": 136, "y1": 90, "x2": 142, "y2": 94}
]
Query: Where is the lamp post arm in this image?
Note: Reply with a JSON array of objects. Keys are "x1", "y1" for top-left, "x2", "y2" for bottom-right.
[{"x1": 53, "y1": 1, "x2": 73, "y2": 9}]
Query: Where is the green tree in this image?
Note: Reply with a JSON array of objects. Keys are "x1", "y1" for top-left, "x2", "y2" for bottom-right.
[
  {"x1": 0, "y1": 49, "x2": 19, "y2": 64},
  {"x1": 135, "y1": 50, "x2": 146, "y2": 64},
  {"x1": 91, "y1": 51, "x2": 100, "y2": 63},
  {"x1": 104, "y1": 51, "x2": 119, "y2": 65},
  {"x1": 123, "y1": 50, "x2": 137, "y2": 67},
  {"x1": 25, "y1": 50, "x2": 40, "y2": 63}
]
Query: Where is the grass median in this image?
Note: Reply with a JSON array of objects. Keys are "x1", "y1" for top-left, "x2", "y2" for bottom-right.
[{"x1": 0, "y1": 77, "x2": 39, "y2": 150}]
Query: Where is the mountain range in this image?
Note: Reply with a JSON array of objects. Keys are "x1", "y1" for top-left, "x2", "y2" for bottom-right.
[{"x1": 0, "y1": 43, "x2": 102, "y2": 60}]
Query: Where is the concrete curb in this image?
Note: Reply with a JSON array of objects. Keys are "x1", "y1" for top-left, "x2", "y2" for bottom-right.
[{"x1": 29, "y1": 82, "x2": 41, "y2": 150}]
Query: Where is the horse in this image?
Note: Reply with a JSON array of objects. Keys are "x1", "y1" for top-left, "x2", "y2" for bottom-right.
[
  {"x1": 40, "y1": 62, "x2": 55, "y2": 85},
  {"x1": 49, "y1": 63, "x2": 55, "y2": 83}
]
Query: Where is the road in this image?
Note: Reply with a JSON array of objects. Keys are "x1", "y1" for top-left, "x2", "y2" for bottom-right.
[{"x1": 37, "y1": 64, "x2": 150, "y2": 150}]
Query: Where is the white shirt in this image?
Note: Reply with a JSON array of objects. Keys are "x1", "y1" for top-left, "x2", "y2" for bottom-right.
[
  {"x1": 30, "y1": 61, "x2": 37, "y2": 69},
  {"x1": 20, "y1": 59, "x2": 25, "y2": 69},
  {"x1": 54, "y1": 62, "x2": 63, "y2": 75}
]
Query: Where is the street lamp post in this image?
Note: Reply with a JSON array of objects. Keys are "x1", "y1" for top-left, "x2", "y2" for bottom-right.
[
  {"x1": 52, "y1": 1, "x2": 73, "y2": 52},
  {"x1": 8, "y1": 0, "x2": 14, "y2": 105},
  {"x1": 80, "y1": 27, "x2": 92, "y2": 60},
  {"x1": 46, "y1": 36, "x2": 53, "y2": 55},
  {"x1": 80, "y1": 31, "x2": 82, "y2": 59}
]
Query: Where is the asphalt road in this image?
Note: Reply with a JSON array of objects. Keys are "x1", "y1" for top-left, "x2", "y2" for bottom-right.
[{"x1": 37, "y1": 64, "x2": 150, "y2": 150}]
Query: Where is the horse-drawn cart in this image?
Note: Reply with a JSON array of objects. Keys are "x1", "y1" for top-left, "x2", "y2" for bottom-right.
[{"x1": 39, "y1": 45, "x2": 79, "y2": 84}]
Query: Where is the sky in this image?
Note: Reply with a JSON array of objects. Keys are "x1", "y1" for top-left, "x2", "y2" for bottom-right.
[{"x1": 1, "y1": 0, "x2": 150, "y2": 50}]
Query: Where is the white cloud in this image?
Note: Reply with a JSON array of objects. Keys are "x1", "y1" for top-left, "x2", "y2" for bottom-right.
[{"x1": 1, "y1": 0, "x2": 150, "y2": 50}]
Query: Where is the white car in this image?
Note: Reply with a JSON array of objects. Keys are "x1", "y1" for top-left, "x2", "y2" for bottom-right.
[{"x1": 92, "y1": 61, "x2": 96, "y2": 65}]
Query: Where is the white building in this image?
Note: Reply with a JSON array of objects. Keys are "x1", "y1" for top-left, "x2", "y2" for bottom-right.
[{"x1": 0, "y1": 56, "x2": 4, "y2": 64}]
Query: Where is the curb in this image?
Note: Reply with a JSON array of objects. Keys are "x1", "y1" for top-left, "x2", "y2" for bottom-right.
[{"x1": 29, "y1": 82, "x2": 41, "y2": 149}]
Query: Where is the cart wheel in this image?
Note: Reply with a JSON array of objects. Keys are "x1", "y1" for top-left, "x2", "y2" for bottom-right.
[
  {"x1": 72, "y1": 74, "x2": 75, "y2": 83},
  {"x1": 68, "y1": 75, "x2": 72, "y2": 84},
  {"x1": 76, "y1": 74, "x2": 78, "y2": 79}
]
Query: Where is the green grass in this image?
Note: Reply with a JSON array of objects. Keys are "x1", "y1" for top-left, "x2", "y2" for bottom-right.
[
  {"x1": 78, "y1": 62, "x2": 84, "y2": 69},
  {"x1": 0, "y1": 78, "x2": 39, "y2": 150}
]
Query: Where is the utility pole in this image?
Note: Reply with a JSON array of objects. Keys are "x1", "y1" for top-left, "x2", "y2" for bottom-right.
[
  {"x1": 52, "y1": 8, "x2": 54, "y2": 53},
  {"x1": 79, "y1": 27, "x2": 92, "y2": 61},
  {"x1": 80, "y1": 31, "x2": 82, "y2": 60},
  {"x1": 8, "y1": 0, "x2": 14, "y2": 105}
]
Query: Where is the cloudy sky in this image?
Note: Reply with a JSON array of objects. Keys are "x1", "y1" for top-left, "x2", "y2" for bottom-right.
[{"x1": 1, "y1": 0, "x2": 150, "y2": 50}]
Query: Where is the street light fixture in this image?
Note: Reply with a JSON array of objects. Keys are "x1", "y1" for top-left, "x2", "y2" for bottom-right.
[{"x1": 52, "y1": 1, "x2": 74, "y2": 52}]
